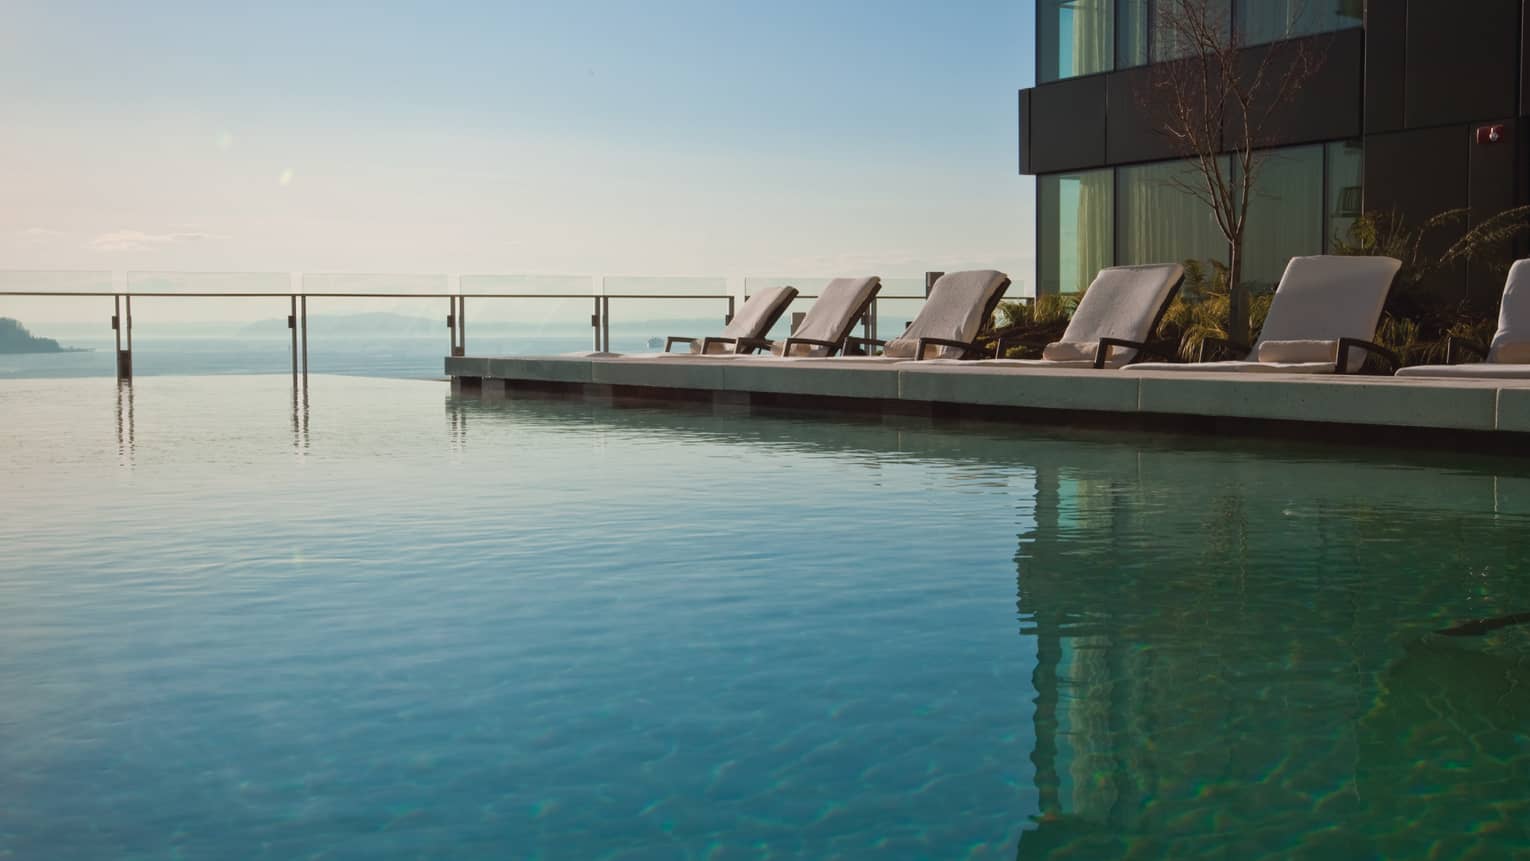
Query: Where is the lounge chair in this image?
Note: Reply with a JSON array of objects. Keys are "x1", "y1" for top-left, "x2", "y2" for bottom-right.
[
  {"x1": 688, "y1": 277, "x2": 882, "y2": 358},
  {"x1": 1125, "y1": 255, "x2": 1403, "y2": 374},
  {"x1": 831, "y1": 270, "x2": 1010, "y2": 360},
  {"x1": 660, "y1": 285, "x2": 798, "y2": 355},
  {"x1": 1395, "y1": 259, "x2": 1530, "y2": 379},
  {"x1": 771, "y1": 276, "x2": 882, "y2": 356},
  {"x1": 975, "y1": 263, "x2": 1184, "y2": 368}
]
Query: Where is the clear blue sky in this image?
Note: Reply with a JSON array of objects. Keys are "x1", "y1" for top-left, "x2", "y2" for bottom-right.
[{"x1": 2, "y1": 1, "x2": 1036, "y2": 310}]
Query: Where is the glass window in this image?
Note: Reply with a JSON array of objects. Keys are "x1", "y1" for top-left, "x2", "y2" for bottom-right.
[
  {"x1": 1039, "y1": 170, "x2": 1115, "y2": 295},
  {"x1": 1039, "y1": 0, "x2": 1115, "y2": 83},
  {"x1": 1116, "y1": 159, "x2": 1228, "y2": 274},
  {"x1": 1117, "y1": 0, "x2": 1232, "y2": 68},
  {"x1": 1242, "y1": 146, "x2": 1324, "y2": 292},
  {"x1": 1117, "y1": 0, "x2": 1150, "y2": 67},
  {"x1": 1236, "y1": 0, "x2": 1363, "y2": 46},
  {"x1": 1325, "y1": 140, "x2": 1363, "y2": 250}
]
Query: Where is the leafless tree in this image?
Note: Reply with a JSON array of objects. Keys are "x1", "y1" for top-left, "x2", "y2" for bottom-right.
[{"x1": 1141, "y1": 0, "x2": 1326, "y2": 345}]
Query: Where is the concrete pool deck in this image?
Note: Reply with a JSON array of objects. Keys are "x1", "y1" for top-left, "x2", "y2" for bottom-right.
[{"x1": 445, "y1": 354, "x2": 1530, "y2": 448}]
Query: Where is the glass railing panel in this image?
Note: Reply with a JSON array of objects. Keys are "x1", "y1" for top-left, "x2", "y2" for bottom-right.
[
  {"x1": 599, "y1": 277, "x2": 731, "y2": 355},
  {"x1": 457, "y1": 275, "x2": 601, "y2": 355},
  {"x1": 126, "y1": 271, "x2": 291, "y2": 295},
  {"x1": 284, "y1": 276, "x2": 458, "y2": 368},
  {"x1": 297, "y1": 273, "x2": 450, "y2": 296},
  {"x1": 458, "y1": 275, "x2": 595, "y2": 297},
  {"x1": 0, "y1": 269, "x2": 113, "y2": 294},
  {"x1": 0, "y1": 272, "x2": 117, "y2": 371},
  {"x1": 600, "y1": 276, "x2": 727, "y2": 297}
]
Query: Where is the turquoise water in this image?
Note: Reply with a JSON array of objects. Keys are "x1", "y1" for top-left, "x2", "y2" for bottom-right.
[{"x1": 2, "y1": 375, "x2": 1528, "y2": 859}]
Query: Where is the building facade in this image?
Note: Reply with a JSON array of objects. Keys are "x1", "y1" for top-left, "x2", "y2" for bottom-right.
[{"x1": 1021, "y1": 1, "x2": 1528, "y2": 307}]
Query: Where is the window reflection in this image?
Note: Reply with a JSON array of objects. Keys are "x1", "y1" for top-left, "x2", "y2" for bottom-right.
[
  {"x1": 1039, "y1": 0, "x2": 1115, "y2": 83},
  {"x1": 1112, "y1": 0, "x2": 1358, "y2": 69},
  {"x1": 1243, "y1": 145, "x2": 1324, "y2": 292},
  {"x1": 1116, "y1": 0, "x2": 1232, "y2": 68},
  {"x1": 1038, "y1": 143, "x2": 1363, "y2": 295},
  {"x1": 1039, "y1": 171, "x2": 1115, "y2": 295},
  {"x1": 1236, "y1": 0, "x2": 1363, "y2": 46},
  {"x1": 1325, "y1": 140, "x2": 1364, "y2": 250},
  {"x1": 1116, "y1": 159, "x2": 1229, "y2": 272}
]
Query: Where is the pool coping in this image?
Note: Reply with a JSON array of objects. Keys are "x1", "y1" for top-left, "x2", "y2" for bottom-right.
[{"x1": 446, "y1": 354, "x2": 1530, "y2": 454}]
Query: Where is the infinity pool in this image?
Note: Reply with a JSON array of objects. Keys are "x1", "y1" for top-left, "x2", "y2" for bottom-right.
[{"x1": 2, "y1": 375, "x2": 1528, "y2": 859}]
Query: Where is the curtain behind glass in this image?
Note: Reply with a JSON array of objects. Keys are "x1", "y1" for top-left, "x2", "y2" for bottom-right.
[
  {"x1": 1040, "y1": 171, "x2": 1115, "y2": 295},
  {"x1": 1075, "y1": 171, "x2": 1113, "y2": 293},
  {"x1": 1117, "y1": 0, "x2": 1149, "y2": 67},
  {"x1": 1118, "y1": 160, "x2": 1229, "y2": 276},
  {"x1": 1242, "y1": 146, "x2": 1324, "y2": 292},
  {"x1": 1039, "y1": 1, "x2": 1115, "y2": 81},
  {"x1": 1070, "y1": 0, "x2": 1113, "y2": 77}
]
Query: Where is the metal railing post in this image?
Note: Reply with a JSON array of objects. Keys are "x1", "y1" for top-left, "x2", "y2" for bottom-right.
[
  {"x1": 726, "y1": 295, "x2": 735, "y2": 325},
  {"x1": 300, "y1": 295, "x2": 309, "y2": 381},
  {"x1": 289, "y1": 295, "x2": 298, "y2": 388},
  {"x1": 121, "y1": 294, "x2": 133, "y2": 381},
  {"x1": 591, "y1": 296, "x2": 601, "y2": 351},
  {"x1": 601, "y1": 296, "x2": 611, "y2": 353},
  {"x1": 457, "y1": 295, "x2": 466, "y2": 357},
  {"x1": 112, "y1": 295, "x2": 122, "y2": 382}
]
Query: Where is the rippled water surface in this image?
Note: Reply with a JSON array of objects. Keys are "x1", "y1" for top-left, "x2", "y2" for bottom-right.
[{"x1": 2, "y1": 375, "x2": 1528, "y2": 859}]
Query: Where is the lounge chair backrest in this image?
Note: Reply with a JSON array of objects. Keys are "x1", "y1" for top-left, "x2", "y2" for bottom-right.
[
  {"x1": 1057, "y1": 263, "x2": 1184, "y2": 366},
  {"x1": 1253, "y1": 255, "x2": 1401, "y2": 370},
  {"x1": 1488, "y1": 259, "x2": 1530, "y2": 362},
  {"x1": 884, "y1": 270, "x2": 1010, "y2": 359},
  {"x1": 707, "y1": 286, "x2": 797, "y2": 351},
  {"x1": 776, "y1": 276, "x2": 881, "y2": 357}
]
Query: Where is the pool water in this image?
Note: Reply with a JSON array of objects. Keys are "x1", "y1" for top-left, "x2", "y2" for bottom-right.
[{"x1": 2, "y1": 375, "x2": 1527, "y2": 859}]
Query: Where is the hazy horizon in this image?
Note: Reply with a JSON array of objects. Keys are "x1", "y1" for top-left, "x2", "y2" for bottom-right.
[{"x1": 2, "y1": 1, "x2": 1038, "y2": 324}]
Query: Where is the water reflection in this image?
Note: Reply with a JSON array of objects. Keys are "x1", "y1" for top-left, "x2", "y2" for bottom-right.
[
  {"x1": 291, "y1": 384, "x2": 309, "y2": 453},
  {"x1": 114, "y1": 380, "x2": 134, "y2": 466},
  {"x1": 1012, "y1": 447, "x2": 1530, "y2": 858},
  {"x1": 37, "y1": 378, "x2": 1529, "y2": 858}
]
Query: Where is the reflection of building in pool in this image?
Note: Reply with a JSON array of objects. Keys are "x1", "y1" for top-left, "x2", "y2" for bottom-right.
[{"x1": 1012, "y1": 445, "x2": 1530, "y2": 857}]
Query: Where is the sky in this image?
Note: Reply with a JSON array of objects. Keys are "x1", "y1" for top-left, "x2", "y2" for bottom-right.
[{"x1": 1, "y1": 1, "x2": 1035, "y2": 322}]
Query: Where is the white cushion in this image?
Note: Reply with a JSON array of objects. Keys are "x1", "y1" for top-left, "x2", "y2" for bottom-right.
[
  {"x1": 1254, "y1": 255, "x2": 1400, "y2": 371},
  {"x1": 774, "y1": 276, "x2": 881, "y2": 357},
  {"x1": 882, "y1": 270, "x2": 1009, "y2": 359},
  {"x1": 1256, "y1": 339, "x2": 1337, "y2": 364},
  {"x1": 1041, "y1": 340, "x2": 1098, "y2": 363},
  {"x1": 1058, "y1": 263, "x2": 1184, "y2": 365},
  {"x1": 1487, "y1": 259, "x2": 1530, "y2": 363},
  {"x1": 719, "y1": 285, "x2": 798, "y2": 342},
  {"x1": 1492, "y1": 342, "x2": 1530, "y2": 364}
]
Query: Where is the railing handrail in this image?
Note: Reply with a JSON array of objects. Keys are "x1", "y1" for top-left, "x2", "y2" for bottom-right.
[
  {"x1": 0, "y1": 291, "x2": 733, "y2": 299},
  {"x1": 1, "y1": 270, "x2": 1032, "y2": 383}
]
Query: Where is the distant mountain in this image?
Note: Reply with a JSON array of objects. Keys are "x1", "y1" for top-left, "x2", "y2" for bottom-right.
[
  {"x1": 239, "y1": 312, "x2": 443, "y2": 337},
  {"x1": 0, "y1": 318, "x2": 83, "y2": 354}
]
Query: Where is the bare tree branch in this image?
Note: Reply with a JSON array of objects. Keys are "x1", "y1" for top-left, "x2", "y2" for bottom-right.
[{"x1": 1135, "y1": 0, "x2": 1329, "y2": 342}]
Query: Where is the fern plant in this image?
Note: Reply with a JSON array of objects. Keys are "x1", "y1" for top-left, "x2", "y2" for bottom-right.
[{"x1": 1332, "y1": 204, "x2": 1529, "y2": 363}]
